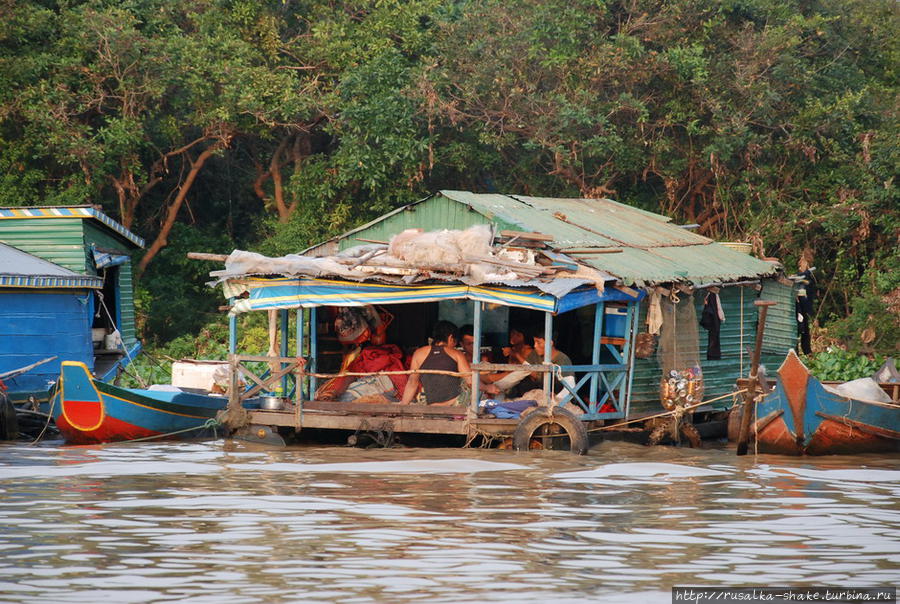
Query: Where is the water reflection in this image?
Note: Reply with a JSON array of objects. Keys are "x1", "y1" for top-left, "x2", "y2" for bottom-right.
[{"x1": 0, "y1": 440, "x2": 897, "y2": 602}]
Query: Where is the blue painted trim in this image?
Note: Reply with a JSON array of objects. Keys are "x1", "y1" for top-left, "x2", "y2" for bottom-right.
[
  {"x1": 556, "y1": 286, "x2": 645, "y2": 314},
  {"x1": 0, "y1": 275, "x2": 102, "y2": 289},
  {"x1": 471, "y1": 301, "x2": 482, "y2": 412},
  {"x1": 542, "y1": 312, "x2": 553, "y2": 395},
  {"x1": 589, "y1": 302, "x2": 604, "y2": 413},
  {"x1": 624, "y1": 300, "x2": 640, "y2": 418},
  {"x1": 280, "y1": 309, "x2": 289, "y2": 394},
  {"x1": 309, "y1": 307, "x2": 318, "y2": 399}
]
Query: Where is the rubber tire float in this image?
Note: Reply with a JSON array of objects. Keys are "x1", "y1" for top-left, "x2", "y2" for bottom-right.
[{"x1": 512, "y1": 407, "x2": 589, "y2": 455}]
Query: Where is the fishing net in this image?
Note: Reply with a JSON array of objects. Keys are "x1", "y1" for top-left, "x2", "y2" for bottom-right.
[{"x1": 657, "y1": 292, "x2": 704, "y2": 410}]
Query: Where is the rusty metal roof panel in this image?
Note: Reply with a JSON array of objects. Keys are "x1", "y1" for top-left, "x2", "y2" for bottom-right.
[
  {"x1": 304, "y1": 191, "x2": 779, "y2": 285},
  {"x1": 439, "y1": 191, "x2": 777, "y2": 284}
]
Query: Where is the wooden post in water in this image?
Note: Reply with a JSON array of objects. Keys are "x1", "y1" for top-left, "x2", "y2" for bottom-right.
[{"x1": 736, "y1": 300, "x2": 777, "y2": 456}]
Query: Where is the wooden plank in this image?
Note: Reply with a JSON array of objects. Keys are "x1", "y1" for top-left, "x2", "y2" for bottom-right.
[
  {"x1": 562, "y1": 248, "x2": 624, "y2": 254},
  {"x1": 614, "y1": 285, "x2": 640, "y2": 298},
  {"x1": 187, "y1": 252, "x2": 229, "y2": 262},
  {"x1": 246, "y1": 409, "x2": 469, "y2": 434},
  {"x1": 301, "y1": 400, "x2": 466, "y2": 417},
  {"x1": 498, "y1": 230, "x2": 554, "y2": 242}
]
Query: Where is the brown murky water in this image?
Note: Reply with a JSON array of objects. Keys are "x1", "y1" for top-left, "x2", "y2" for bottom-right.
[{"x1": 0, "y1": 439, "x2": 898, "y2": 603}]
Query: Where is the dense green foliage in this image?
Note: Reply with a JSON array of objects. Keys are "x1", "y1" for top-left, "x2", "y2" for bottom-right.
[
  {"x1": 1, "y1": 0, "x2": 897, "y2": 354},
  {"x1": 805, "y1": 348, "x2": 884, "y2": 382}
]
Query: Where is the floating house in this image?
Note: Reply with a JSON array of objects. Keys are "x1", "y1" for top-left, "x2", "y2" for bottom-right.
[
  {"x1": 0, "y1": 206, "x2": 144, "y2": 403},
  {"x1": 206, "y1": 191, "x2": 796, "y2": 450},
  {"x1": 303, "y1": 191, "x2": 796, "y2": 415}
]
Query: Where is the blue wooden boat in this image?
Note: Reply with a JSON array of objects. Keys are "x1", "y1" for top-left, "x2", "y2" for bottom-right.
[
  {"x1": 753, "y1": 350, "x2": 900, "y2": 455},
  {"x1": 49, "y1": 361, "x2": 231, "y2": 444}
]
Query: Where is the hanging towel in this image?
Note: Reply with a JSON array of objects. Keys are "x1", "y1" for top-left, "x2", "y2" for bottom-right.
[{"x1": 647, "y1": 290, "x2": 663, "y2": 335}]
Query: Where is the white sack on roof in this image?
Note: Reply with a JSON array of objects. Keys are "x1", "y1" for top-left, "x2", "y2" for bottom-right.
[{"x1": 389, "y1": 225, "x2": 492, "y2": 266}]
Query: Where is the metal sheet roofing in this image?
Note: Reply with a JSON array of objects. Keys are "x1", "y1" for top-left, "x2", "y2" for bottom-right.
[
  {"x1": 0, "y1": 206, "x2": 145, "y2": 248},
  {"x1": 0, "y1": 242, "x2": 102, "y2": 289},
  {"x1": 305, "y1": 191, "x2": 779, "y2": 286}
]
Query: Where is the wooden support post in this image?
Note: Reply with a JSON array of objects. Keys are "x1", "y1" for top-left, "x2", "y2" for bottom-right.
[
  {"x1": 470, "y1": 301, "x2": 483, "y2": 417},
  {"x1": 623, "y1": 300, "x2": 640, "y2": 418},
  {"x1": 296, "y1": 308, "x2": 305, "y2": 402},
  {"x1": 309, "y1": 307, "x2": 318, "y2": 399},
  {"x1": 542, "y1": 312, "x2": 553, "y2": 401},
  {"x1": 228, "y1": 301, "x2": 237, "y2": 355},
  {"x1": 280, "y1": 309, "x2": 289, "y2": 395},
  {"x1": 736, "y1": 300, "x2": 777, "y2": 456},
  {"x1": 589, "y1": 302, "x2": 604, "y2": 413}
]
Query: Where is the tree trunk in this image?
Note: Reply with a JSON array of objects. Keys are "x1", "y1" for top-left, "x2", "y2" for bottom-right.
[{"x1": 136, "y1": 136, "x2": 231, "y2": 277}]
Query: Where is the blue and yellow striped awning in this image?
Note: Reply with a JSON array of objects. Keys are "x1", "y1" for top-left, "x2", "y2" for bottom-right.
[
  {"x1": 0, "y1": 274, "x2": 102, "y2": 289},
  {"x1": 225, "y1": 277, "x2": 642, "y2": 314}
]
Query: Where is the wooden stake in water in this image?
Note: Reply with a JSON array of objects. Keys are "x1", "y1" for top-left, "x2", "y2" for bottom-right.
[{"x1": 736, "y1": 300, "x2": 777, "y2": 456}]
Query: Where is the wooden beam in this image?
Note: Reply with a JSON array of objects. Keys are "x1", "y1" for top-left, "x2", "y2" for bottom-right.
[
  {"x1": 562, "y1": 248, "x2": 624, "y2": 254},
  {"x1": 499, "y1": 230, "x2": 554, "y2": 242},
  {"x1": 614, "y1": 285, "x2": 640, "y2": 297},
  {"x1": 187, "y1": 252, "x2": 229, "y2": 261}
]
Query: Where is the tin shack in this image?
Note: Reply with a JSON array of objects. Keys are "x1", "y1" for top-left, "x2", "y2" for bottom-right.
[{"x1": 0, "y1": 206, "x2": 145, "y2": 403}]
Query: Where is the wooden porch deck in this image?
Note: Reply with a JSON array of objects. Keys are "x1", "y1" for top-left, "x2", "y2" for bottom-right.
[{"x1": 246, "y1": 400, "x2": 523, "y2": 437}]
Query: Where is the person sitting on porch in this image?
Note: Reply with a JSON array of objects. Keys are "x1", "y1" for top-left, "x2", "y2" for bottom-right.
[
  {"x1": 501, "y1": 325, "x2": 533, "y2": 364},
  {"x1": 401, "y1": 321, "x2": 498, "y2": 406},
  {"x1": 507, "y1": 328, "x2": 575, "y2": 401},
  {"x1": 458, "y1": 324, "x2": 499, "y2": 363}
]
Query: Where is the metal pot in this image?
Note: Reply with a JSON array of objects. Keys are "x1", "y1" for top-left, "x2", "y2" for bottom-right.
[{"x1": 260, "y1": 396, "x2": 284, "y2": 411}]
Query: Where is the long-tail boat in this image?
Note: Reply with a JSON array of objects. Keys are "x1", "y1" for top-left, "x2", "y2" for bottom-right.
[
  {"x1": 753, "y1": 350, "x2": 900, "y2": 455},
  {"x1": 49, "y1": 361, "x2": 232, "y2": 445}
]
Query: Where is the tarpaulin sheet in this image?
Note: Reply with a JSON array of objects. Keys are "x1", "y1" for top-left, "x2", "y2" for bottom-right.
[{"x1": 224, "y1": 277, "x2": 641, "y2": 315}]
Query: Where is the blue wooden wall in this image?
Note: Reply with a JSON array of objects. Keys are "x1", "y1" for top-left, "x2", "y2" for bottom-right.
[{"x1": 0, "y1": 291, "x2": 93, "y2": 402}]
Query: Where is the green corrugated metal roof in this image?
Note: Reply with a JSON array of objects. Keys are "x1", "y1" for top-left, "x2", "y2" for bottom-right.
[
  {"x1": 307, "y1": 191, "x2": 780, "y2": 286},
  {"x1": 439, "y1": 191, "x2": 778, "y2": 286}
]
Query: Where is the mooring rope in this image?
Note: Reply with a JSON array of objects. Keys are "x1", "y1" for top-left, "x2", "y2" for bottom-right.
[
  {"x1": 28, "y1": 394, "x2": 56, "y2": 446},
  {"x1": 121, "y1": 417, "x2": 221, "y2": 443},
  {"x1": 521, "y1": 389, "x2": 749, "y2": 440}
]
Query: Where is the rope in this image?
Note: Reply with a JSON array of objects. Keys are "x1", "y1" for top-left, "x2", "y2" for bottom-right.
[
  {"x1": 507, "y1": 389, "x2": 749, "y2": 440},
  {"x1": 588, "y1": 388, "x2": 747, "y2": 433},
  {"x1": 97, "y1": 288, "x2": 143, "y2": 386},
  {"x1": 119, "y1": 418, "x2": 221, "y2": 443},
  {"x1": 28, "y1": 393, "x2": 56, "y2": 446}
]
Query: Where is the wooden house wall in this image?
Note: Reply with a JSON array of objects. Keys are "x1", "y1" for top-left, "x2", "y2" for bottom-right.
[
  {"x1": 629, "y1": 282, "x2": 797, "y2": 415},
  {"x1": 0, "y1": 290, "x2": 94, "y2": 401},
  {"x1": 0, "y1": 217, "x2": 88, "y2": 272}
]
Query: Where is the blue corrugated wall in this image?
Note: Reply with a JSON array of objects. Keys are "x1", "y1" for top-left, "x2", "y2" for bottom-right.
[{"x1": 0, "y1": 291, "x2": 93, "y2": 401}]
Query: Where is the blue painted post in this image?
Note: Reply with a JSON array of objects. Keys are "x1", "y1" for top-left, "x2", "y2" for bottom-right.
[
  {"x1": 280, "y1": 309, "x2": 289, "y2": 395},
  {"x1": 228, "y1": 304, "x2": 237, "y2": 355},
  {"x1": 470, "y1": 301, "x2": 482, "y2": 413},
  {"x1": 623, "y1": 300, "x2": 640, "y2": 418},
  {"x1": 309, "y1": 306, "x2": 318, "y2": 400},
  {"x1": 589, "y1": 302, "x2": 605, "y2": 414},
  {"x1": 296, "y1": 308, "x2": 305, "y2": 401},
  {"x1": 542, "y1": 312, "x2": 553, "y2": 400}
]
